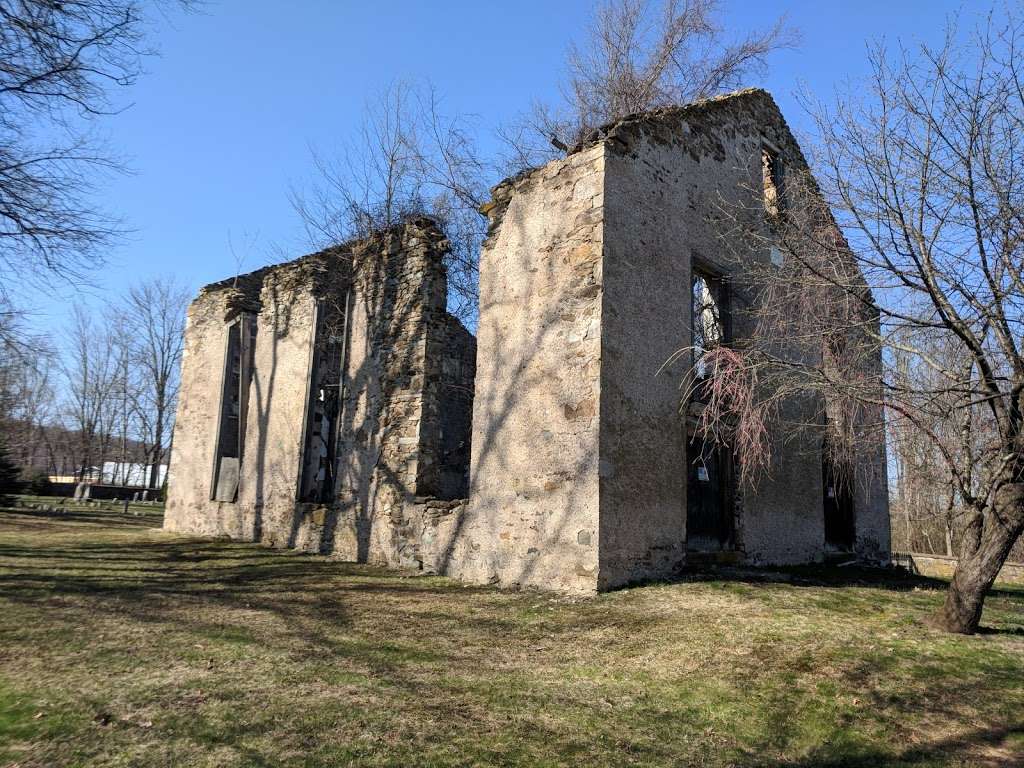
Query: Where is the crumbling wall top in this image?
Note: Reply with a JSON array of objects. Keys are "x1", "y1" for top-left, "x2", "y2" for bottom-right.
[
  {"x1": 193, "y1": 217, "x2": 450, "y2": 318},
  {"x1": 478, "y1": 89, "x2": 795, "y2": 241}
]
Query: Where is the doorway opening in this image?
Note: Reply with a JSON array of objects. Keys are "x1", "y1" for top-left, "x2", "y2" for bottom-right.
[
  {"x1": 686, "y1": 435, "x2": 734, "y2": 551},
  {"x1": 822, "y1": 442, "x2": 855, "y2": 550}
]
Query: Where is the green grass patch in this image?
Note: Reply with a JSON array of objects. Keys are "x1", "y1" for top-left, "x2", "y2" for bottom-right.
[{"x1": 0, "y1": 505, "x2": 1021, "y2": 767}]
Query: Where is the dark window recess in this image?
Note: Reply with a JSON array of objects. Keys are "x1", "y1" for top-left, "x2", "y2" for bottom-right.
[
  {"x1": 212, "y1": 315, "x2": 257, "y2": 502},
  {"x1": 686, "y1": 435, "x2": 734, "y2": 551},
  {"x1": 762, "y1": 146, "x2": 784, "y2": 218},
  {"x1": 299, "y1": 297, "x2": 349, "y2": 504},
  {"x1": 687, "y1": 263, "x2": 734, "y2": 550},
  {"x1": 822, "y1": 441, "x2": 855, "y2": 550}
]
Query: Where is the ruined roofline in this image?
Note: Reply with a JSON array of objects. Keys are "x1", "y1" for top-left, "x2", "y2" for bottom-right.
[
  {"x1": 197, "y1": 215, "x2": 448, "y2": 296},
  {"x1": 475, "y1": 87, "x2": 876, "y2": 312},
  {"x1": 478, "y1": 88, "x2": 857, "y2": 266},
  {"x1": 566, "y1": 86, "x2": 776, "y2": 156},
  {"x1": 482, "y1": 88, "x2": 780, "y2": 210}
]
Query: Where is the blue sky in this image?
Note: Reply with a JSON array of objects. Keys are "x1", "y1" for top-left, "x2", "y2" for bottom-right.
[{"x1": 25, "y1": 0, "x2": 967, "y2": 331}]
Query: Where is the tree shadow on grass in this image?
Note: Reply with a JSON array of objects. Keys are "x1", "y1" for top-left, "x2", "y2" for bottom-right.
[
  {"x1": 747, "y1": 720, "x2": 1024, "y2": 767},
  {"x1": 1, "y1": 510, "x2": 1022, "y2": 767},
  {"x1": 0, "y1": 506, "x2": 164, "y2": 528},
  {"x1": 974, "y1": 624, "x2": 1024, "y2": 637},
  {"x1": 670, "y1": 563, "x2": 1023, "y2": 602},
  {"x1": 0, "y1": 507, "x2": 554, "y2": 667},
  {"x1": 622, "y1": 564, "x2": 1024, "y2": 638},
  {"x1": 675, "y1": 563, "x2": 950, "y2": 591}
]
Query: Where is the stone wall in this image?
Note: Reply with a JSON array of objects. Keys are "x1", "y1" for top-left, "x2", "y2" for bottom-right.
[
  {"x1": 893, "y1": 552, "x2": 1024, "y2": 586},
  {"x1": 169, "y1": 90, "x2": 890, "y2": 596},
  {"x1": 597, "y1": 90, "x2": 889, "y2": 583},
  {"x1": 456, "y1": 89, "x2": 890, "y2": 594},
  {"x1": 239, "y1": 255, "x2": 331, "y2": 550},
  {"x1": 594, "y1": 91, "x2": 818, "y2": 583},
  {"x1": 326, "y1": 221, "x2": 473, "y2": 565},
  {"x1": 597, "y1": 105, "x2": 717, "y2": 585},
  {"x1": 165, "y1": 219, "x2": 476, "y2": 568},
  {"x1": 444, "y1": 145, "x2": 606, "y2": 594},
  {"x1": 164, "y1": 270, "x2": 267, "y2": 538}
]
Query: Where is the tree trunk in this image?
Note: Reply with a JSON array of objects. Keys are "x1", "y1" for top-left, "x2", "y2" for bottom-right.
[
  {"x1": 148, "y1": 415, "x2": 163, "y2": 490},
  {"x1": 148, "y1": 397, "x2": 163, "y2": 493},
  {"x1": 936, "y1": 482, "x2": 1024, "y2": 634}
]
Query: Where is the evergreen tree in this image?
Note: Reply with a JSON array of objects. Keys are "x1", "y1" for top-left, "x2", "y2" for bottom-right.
[{"x1": 0, "y1": 440, "x2": 24, "y2": 504}]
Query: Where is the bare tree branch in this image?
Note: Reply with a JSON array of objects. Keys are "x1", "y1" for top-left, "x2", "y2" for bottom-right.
[
  {"x1": 696, "y1": 5, "x2": 1024, "y2": 634},
  {"x1": 504, "y1": 0, "x2": 796, "y2": 167}
]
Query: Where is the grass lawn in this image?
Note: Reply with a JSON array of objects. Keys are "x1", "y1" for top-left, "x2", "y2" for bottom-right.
[{"x1": 0, "y1": 505, "x2": 1021, "y2": 767}]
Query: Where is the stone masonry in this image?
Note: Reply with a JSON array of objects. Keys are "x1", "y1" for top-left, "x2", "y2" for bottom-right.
[
  {"x1": 164, "y1": 219, "x2": 476, "y2": 571},
  {"x1": 446, "y1": 89, "x2": 890, "y2": 593},
  {"x1": 166, "y1": 89, "x2": 890, "y2": 594},
  {"x1": 440, "y1": 145, "x2": 607, "y2": 593}
]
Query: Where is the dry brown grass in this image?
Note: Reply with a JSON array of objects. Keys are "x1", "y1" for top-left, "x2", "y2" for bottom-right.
[{"x1": 0, "y1": 506, "x2": 1021, "y2": 767}]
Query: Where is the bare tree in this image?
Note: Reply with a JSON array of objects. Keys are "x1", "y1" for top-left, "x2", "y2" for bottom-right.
[
  {"x1": 295, "y1": 82, "x2": 424, "y2": 245},
  {"x1": 118, "y1": 277, "x2": 189, "y2": 489},
  {"x1": 298, "y1": 7, "x2": 792, "y2": 321},
  {"x1": 106, "y1": 307, "x2": 136, "y2": 486},
  {"x1": 62, "y1": 306, "x2": 120, "y2": 479},
  {"x1": 694, "y1": 7, "x2": 1024, "y2": 634},
  {"x1": 292, "y1": 81, "x2": 490, "y2": 322},
  {"x1": 504, "y1": 0, "x2": 795, "y2": 167},
  {"x1": 886, "y1": 329, "x2": 1016, "y2": 560},
  {"x1": 0, "y1": 0, "x2": 193, "y2": 318},
  {"x1": 0, "y1": 314, "x2": 56, "y2": 469}
]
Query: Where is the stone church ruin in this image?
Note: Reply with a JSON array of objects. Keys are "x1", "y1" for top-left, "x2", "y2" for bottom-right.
[{"x1": 166, "y1": 89, "x2": 891, "y2": 593}]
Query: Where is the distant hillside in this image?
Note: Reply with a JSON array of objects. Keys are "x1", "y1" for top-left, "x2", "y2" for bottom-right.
[{"x1": 2, "y1": 419, "x2": 152, "y2": 479}]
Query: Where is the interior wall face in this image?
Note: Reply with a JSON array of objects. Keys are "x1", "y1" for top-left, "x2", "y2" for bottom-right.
[
  {"x1": 432, "y1": 315, "x2": 476, "y2": 500},
  {"x1": 445, "y1": 145, "x2": 606, "y2": 594},
  {"x1": 326, "y1": 227, "x2": 456, "y2": 564}
]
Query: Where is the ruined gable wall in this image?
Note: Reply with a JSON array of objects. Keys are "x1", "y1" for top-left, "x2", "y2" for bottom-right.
[
  {"x1": 598, "y1": 92, "x2": 833, "y2": 582},
  {"x1": 443, "y1": 145, "x2": 606, "y2": 593},
  {"x1": 164, "y1": 274, "x2": 265, "y2": 538}
]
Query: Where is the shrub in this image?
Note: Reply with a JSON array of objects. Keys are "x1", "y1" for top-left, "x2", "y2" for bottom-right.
[{"x1": 21, "y1": 469, "x2": 53, "y2": 496}]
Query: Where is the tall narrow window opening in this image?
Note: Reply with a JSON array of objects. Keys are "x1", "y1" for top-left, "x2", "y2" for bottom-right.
[
  {"x1": 691, "y1": 269, "x2": 727, "y2": 386},
  {"x1": 299, "y1": 295, "x2": 349, "y2": 504},
  {"x1": 687, "y1": 264, "x2": 734, "y2": 551},
  {"x1": 762, "y1": 145, "x2": 784, "y2": 219},
  {"x1": 212, "y1": 314, "x2": 256, "y2": 502}
]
